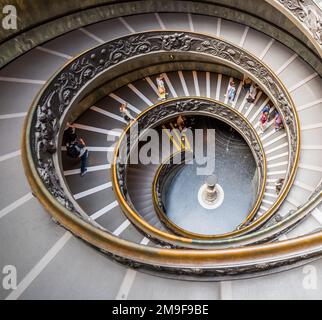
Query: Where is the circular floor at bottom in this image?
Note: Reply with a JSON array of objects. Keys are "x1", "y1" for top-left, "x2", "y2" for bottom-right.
[{"x1": 165, "y1": 122, "x2": 258, "y2": 235}]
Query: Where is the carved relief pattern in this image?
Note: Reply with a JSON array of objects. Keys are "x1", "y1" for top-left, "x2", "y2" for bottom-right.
[
  {"x1": 107, "y1": 249, "x2": 321, "y2": 278},
  {"x1": 117, "y1": 99, "x2": 266, "y2": 217},
  {"x1": 279, "y1": 0, "x2": 322, "y2": 45},
  {"x1": 30, "y1": 31, "x2": 297, "y2": 225},
  {"x1": 197, "y1": 38, "x2": 298, "y2": 176},
  {"x1": 24, "y1": 22, "x2": 322, "y2": 275}
]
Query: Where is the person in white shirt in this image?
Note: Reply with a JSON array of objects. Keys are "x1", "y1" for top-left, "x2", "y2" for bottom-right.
[
  {"x1": 120, "y1": 103, "x2": 135, "y2": 124},
  {"x1": 247, "y1": 83, "x2": 258, "y2": 103},
  {"x1": 156, "y1": 74, "x2": 167, "y2": 101},
  {"x1": 225, "y1": 80, "x2": 236, "y2": 103},
  {"x1": 275, "y1": 178, "x2": 285, "y2": 195}
]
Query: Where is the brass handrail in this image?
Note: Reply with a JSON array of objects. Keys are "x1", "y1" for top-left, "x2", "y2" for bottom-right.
[
  {"x1": 31, "y1": 31, "x2": 301, "y2": 230},
  {"x1": 22, "y1": 30, "x2": 314, "y2": 277},
  {"x1": 22, "y1": 137, "x2": 322, "y2": 277},
  {"x1": 106, "y1": 31, "x2": 301, "y2": 243},
  {"x1": 114, "y1": 97, "x2": 267, "y2": 241},
  {"x1": 152, "y1": 147, "x2": 262, "y2": 239}
]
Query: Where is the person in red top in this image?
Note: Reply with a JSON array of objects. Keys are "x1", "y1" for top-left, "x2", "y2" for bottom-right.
[{"x1": 260, "y1": 111, "x2": 269, "y2": 133}]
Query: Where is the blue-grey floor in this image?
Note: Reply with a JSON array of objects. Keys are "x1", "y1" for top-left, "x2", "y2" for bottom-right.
[{"x1": 165, "y1": 120, "x2": 258, "y2": 235}]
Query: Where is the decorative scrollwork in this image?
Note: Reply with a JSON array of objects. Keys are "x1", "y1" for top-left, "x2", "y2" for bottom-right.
[
  {"x1": 107, "y1": 247, "x2": 321, "y2": 279},
  {"x1": 104, "y1": 35, "x2": 158, "y2": 67},
  {"x1": 23, "y1": 26, "x2": 322, "y2": 278},
  {"x1": 38, "y1": 158, "x2": 75, "y2": 211},
  {"x1": 117, "y1": 98, "x2": 266, "y2": 233},
  {"x1": 278, "y1": 0, "x2": 322, "y2": 45},
  {"x1": 161, "y1": 33, "x2": 193, "y2": 51},
  {"x1": 29, "y1": 31, "x2": 298, "y2": 226}
]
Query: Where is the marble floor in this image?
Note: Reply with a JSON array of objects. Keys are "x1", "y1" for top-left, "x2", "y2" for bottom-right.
[{"x1": 165, "y1": 119, "x2": 258, "y2": 235}]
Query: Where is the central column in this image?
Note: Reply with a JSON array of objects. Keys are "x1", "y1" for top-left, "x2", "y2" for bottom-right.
[
  {"x1": 198, "y1": 174, "x2": 224, "y2": 210},
  {"x1": 204, "y1": 175, "x2": 218, "y2": 203}
]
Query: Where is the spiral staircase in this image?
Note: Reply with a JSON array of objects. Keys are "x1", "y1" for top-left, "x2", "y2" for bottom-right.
[{"x1": 0, "y1": 0, "x2": 322, "y2": 299}]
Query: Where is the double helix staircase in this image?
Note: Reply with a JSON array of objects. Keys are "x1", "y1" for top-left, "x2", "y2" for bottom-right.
[{"x1": 1, "y1": 5, "x2": 322, "y2": 299}]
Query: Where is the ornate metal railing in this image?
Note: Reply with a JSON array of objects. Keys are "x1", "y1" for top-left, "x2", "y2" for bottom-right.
[
  {"x1": 25, "y1": 31, "x2": 300, "y2": 224},
  {"x1": 22, "y1": 30, "x2": 321, "y2": 278},
  {"x1": 152, "y1": 146, "x2": 262, "y2": 238},
  {"x1": 153, "y1": 150, "x2": 194, "y2": 235},
  {"x1": 116, "y1": 97, "x2": 267, "y2": 242},
  {"x1": 2, "y1": 0, "x2": 321, "y2": 75},
  {"x1": 267, "y1": 0, "x2": 322, "y2": 54}
]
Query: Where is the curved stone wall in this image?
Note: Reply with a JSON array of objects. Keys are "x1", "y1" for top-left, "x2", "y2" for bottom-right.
[{"x1": 0, "y1": 0, "x2": 321, "y2": 75}]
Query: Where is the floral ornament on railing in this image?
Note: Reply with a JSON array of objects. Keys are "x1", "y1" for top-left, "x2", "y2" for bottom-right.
[
  {"x1": 279, "y1": 0, "x2": 322, "y2": 45},
  {"x1": 116, "y1": 98, "x2": 266, "y2": 214},
  {"x1": 29, "y1": 31, "x2": 298, "y2": 216},
  {"x1": 198, "y1": 39, "x2": 298, "y2": 165}
]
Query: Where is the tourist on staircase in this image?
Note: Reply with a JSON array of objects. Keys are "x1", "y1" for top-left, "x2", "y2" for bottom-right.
[
  {"x1": 260, "y1": 108, "x2": 269, "y2": 133},
  {"x1": 246, "y1": 82, "x2": 258, "y2": 103},
  {"x1": 262, "y1": 102, "x2": 272, "y2": 114},
  {"x1": 225, "y1": 79, "x2": 236, "y2": 104},
  {"x1": 63, "y1": 122, "x2": 77, "y2": 146},
  {"x1": 176, "y1": 115, "x2": 187, "y2": 133},
  {"x1": 242, "y1": 75, "x2": 252, "y2": 93},
  {"x1": 157, "y1": 74, "x2": 167, "y2": 101},
  {"x1": 120, "y1": 103, "x2": 135, "y2": 124},
  {"x1": 274, "y1": 111, "x2": 283, "y2": 132},
  {"x1": 66, "y1": 137, "x2": 89, "y2": 177},
  {"x1": 275, "y1": 178, "x2": 285, "y2": 195}
]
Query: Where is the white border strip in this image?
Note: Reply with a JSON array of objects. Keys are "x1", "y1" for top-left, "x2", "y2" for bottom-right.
[
  {"x1": 6, "y1": 232, "x2": 72, "y2": 300},
  {"x1": 0, "y1": 77, "x2": 45, "y2": 85},
  {"x1": 36, "y1": 46, "x2": 73, "y2": 59},
  {"x1": 127, "y1": 83, "x2": 153, "y2": 106},
  {"x1": 72, "y1": 123, "x2": 121, "y2": 136},
  {"x1": 239, "y1": 26, "x2": 249, "y2": 47},
  {"x1": 91, "y1": 106, "x2": 127, "y2": 123},
  {"x1": 115, "y1": 237, "x2": 150, "y2": 300},
  {"x1": 73, "y1": 182, "x2": 112, "y2": 200},
  {"x1": 90, "y1": 200, "x2": 119, "y2": 220},
  {"x1": 109, "y1": 93, "x2": 141, "y2": 114},
  {"x1": 178, "y1": 71, "x2": 190, "y2": 96},
  {"x1": 0, "y1": 193, "x2": 33, "y2": 220},
  {"x1": 0, "y1": 150, "x2": 21, "y2": 162},
  {"x1": 64, "y1": 164, "x2": 111, "y2": 176},
  {"x1": 155, "y1": 13, "x2": 166, "y2": 30},
  {"x1": 79, "y1": 27, "x2": 105, "y2": 44},
  {"x1": 0, "y1": 112, "x2": 27, "y2": 120},
  {"x1": 118, "y1": 17, "x2": 135, "y2": 33},
  {"x1": 259, "y1": 39, "x2": 275, "y2": 60}
]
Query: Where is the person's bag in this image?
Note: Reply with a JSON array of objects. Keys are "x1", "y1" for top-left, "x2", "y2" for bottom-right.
[
  {"x1": 67, "y1": 142, "x2": 81, "y2": 158},
  {"x1": 63, "y1": 127, "x2": 77, "y2": 144}
]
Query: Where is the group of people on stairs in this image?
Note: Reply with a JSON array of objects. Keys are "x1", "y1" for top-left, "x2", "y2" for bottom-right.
[{"x1": 64, "y1": 73, "x2": 284, "y2": 180}]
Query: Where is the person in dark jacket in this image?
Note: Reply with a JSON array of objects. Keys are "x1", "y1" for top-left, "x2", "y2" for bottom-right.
[
  {"x1": 66, "y1": 138, "x2": 89, "y2": 177},
  {"x1": 63, "y1": 122, "x2": 77, "y2": 146}
]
